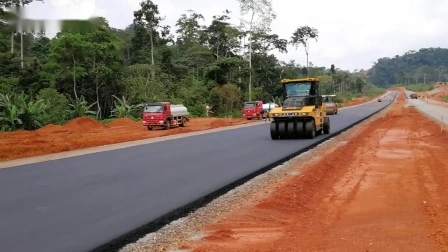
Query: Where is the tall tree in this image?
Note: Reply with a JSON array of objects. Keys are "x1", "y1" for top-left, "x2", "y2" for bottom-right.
[
  {"x1": 175, "y1": 10, "x2": 204, "y2": 47},
  {"x1": 290, "y1": 25, "x2": 318, "y2": 76},
  {"x1": 133, "y1": 0, "x2": 162, "y2": 80},
  {"x1": 238, "y1": 0, "x2": 276, "y2": 101}
]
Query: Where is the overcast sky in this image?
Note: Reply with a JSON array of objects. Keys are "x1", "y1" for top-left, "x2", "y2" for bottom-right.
[{"x1": 23, "y1": 0, "x2": 448, "y2": 71}]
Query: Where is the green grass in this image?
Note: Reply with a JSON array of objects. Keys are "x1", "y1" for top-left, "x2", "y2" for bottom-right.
[
  {"x1": 441, "y1": 95, "x2": 448, "y2": 102},
  {"x1": 405, "y1": 83, "x2": 435, "y2": 92}
]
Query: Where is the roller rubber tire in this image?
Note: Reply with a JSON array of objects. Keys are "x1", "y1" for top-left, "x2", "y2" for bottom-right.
[
  {"x1": 278, "y1": 121, "x2": 287, "y2": 139},
  {"x1": 306, "y1": 120, "x2": 316, "y2": 139},
  {"x1": 323, "y1": 117, "x2": 330, "y2": 134},
  {"x1": 270, "y1": 121, "x2": 279, "y2": 140}
]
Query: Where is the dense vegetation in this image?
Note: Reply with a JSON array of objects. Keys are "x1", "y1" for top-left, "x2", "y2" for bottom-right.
[
  {"x1": 0, "y1": 0, "x2": 382, "y2": 131},
  {"x1": 368, "y1": 48, "x2": 448, "y2": 87},
  {"x1": 404, "y1": 83, "x2": 435, "y2": 92}
]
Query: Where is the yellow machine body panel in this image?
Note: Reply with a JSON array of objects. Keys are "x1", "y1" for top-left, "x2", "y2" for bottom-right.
[
  {"x1": 268, "y1": 105, "x2": 322, "y2": 120},
  {"x1": 269, "y1": 77, "x2": 330, "y2": 140}
]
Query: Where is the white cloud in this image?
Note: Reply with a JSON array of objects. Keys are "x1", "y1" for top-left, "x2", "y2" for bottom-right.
[{"x1": 23, "y1": 0, "x2": 448, "y2": 71}]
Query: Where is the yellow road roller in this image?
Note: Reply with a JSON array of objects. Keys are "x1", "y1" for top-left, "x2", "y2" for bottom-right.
[{"x1": 268, "y1": 77, "x2": 330, "y2": 139}]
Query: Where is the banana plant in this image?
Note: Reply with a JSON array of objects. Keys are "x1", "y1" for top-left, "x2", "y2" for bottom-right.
[
  {"x1": 67, "y1": 96, "x2": 97, "y2": 119},
  {"x1": 0, "y1": 93, "x2": 46, "y2": 131},
  {"x1": 0, "y1": 93, "x2": 23, "y2": 131},
  {"x1": 16, "y1": 95, "x2": 46, "y2": 130},
  {"x1": 110, "y1": 95, "x2": 136, "y2": 118}
]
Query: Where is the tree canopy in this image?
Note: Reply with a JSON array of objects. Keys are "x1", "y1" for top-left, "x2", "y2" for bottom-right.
[
  {"x1": 368, "y1": 47, "x2": 448, "y2": 87},
  {"x1": 0, "y1": 0, "x2": 384, "y2": 131}
]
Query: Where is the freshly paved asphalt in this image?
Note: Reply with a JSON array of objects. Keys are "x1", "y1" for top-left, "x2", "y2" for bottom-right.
[{"x1": 0, "y1": 92, "x2": 397, "y2": 252}]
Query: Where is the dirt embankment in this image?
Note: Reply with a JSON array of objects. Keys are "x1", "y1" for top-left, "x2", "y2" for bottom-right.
[
  {"x1": 179, "y1": 92, "x2": 448, "y2": 251},
  {"x1": 414, "y1": 84, "x2": 448, "y2": 103},
  {"x1": 0, "y1": 117, "x2": 255, "y2": 161},
  {"x1": 343, "y1": 97, "x2": 370, "y2": 106},
  {"x1": 342, "y1": 91, "x2": 387, "y2": 107}
]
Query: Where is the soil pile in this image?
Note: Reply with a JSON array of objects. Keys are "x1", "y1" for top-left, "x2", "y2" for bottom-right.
[
  {"x1": 36, "y1": 124, "x2": 65, "y2": 134},
  {"x1": 210, "y1": 119, "x2": 232, "y2": 128},
  {"x1": 63, "y1": 117, "x2": 109, "y2": 131},
  {"x1": 108, "y1": 118, "x2": 140, "y2": 127}
]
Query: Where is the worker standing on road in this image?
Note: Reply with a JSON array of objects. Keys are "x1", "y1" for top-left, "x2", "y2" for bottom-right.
[{"x1": 265, "y1": 102, "x2": 271, "y2": 122}]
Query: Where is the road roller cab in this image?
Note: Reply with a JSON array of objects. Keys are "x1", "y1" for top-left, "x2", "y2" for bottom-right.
[{"x1": 269, "y1": 77, "x2": 330, "y2": 139}]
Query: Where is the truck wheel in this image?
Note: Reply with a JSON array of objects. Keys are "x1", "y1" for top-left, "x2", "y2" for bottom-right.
[
  {"x1": 147, "y1": 126, "x2": 153, "y2": 131},
  {"x1": 165, "y1": 120, "x2": 171, "y2": 130},
  {"x1": 179, "y1": 118, "x2": 186, "y2": 127}
]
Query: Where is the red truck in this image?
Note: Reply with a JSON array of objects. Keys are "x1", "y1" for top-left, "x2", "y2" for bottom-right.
[
  {"x1": 142, "y1": 102, "x2": 189, "y2": 130},
  {"x1": 242, "y1": 100, "x2": 266, "y2": 120}
]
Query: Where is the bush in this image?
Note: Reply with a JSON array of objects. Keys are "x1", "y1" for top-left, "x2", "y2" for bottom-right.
[
  {"x1": 209, "y1": 84, "x2": 242, "y2": 117},
  {"x1": 406, "y1": 83, "x2": 434, "y2": 92},
  {"x1": 37, "y1": 88, "x2": 69, "y2": 125},
  {"x1": 441, "y1": 95, "x2": 448, "y2": 102},
  {"x1": 0, "y1": 92, "x2": 46, "y2": 131},
  {"x1": 187, "y1": 103, "x2": 206, "y2": 117}
]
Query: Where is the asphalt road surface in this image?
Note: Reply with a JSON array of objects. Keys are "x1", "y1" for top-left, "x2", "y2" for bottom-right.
[{"x1": 0, "y1": 92, "x2": 396, "y2": 252}]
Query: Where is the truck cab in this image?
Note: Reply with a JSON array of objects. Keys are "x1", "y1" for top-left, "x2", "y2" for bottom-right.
[
  {"x1": 142, "y1": 102, "x2": 171, "y2": 129},
  {"x1": 142, "y1": 102, "x2": 189, "y2": 130},
  {"x1": 242, "y1": 100, "x2": 265, "y2": 120}
]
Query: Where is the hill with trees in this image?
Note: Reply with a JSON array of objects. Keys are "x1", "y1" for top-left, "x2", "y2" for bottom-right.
[
  {"x1": 0, "y1": 0, "x2": 382, "y2": 131},
  {"x1": 368, "y1": 47, "x2": 448, "y2": 87}
]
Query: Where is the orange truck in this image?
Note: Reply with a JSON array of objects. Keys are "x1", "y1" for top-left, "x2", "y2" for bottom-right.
[
  {"x1": 142, "y1": 102, "x2": 189, "y2": 130},
  {"x1": 242, "y1": 100, "x2": 266, "y2": 120}
]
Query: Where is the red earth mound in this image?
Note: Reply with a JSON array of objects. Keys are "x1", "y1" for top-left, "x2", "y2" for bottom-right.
[
  {"x1": 108, "y1": 117, "x2": 140, "y2": 127},
  {"x1": 63, "y1": 116, "x2": 109, "y2": 131}
]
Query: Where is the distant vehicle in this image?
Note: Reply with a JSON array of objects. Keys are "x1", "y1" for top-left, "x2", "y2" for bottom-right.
[
  {"x1": 242, "y1": 100, "x2": 266, "y2": 120},
  {"x1": 262, "y1": 102, "x2": 278, "y2": 113},
  {"x1": 378, "y1": 98, "x2": 382, "y2": 102},
  {"x1": 410, "y1": 93, "x2": 418, "y2": 99},
  {"x1": 142, "y1": 102, "x2": 189, "y2": 130},
  {"x1": 322, "y1": 94, "x2": 338, "y2": 115}
]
